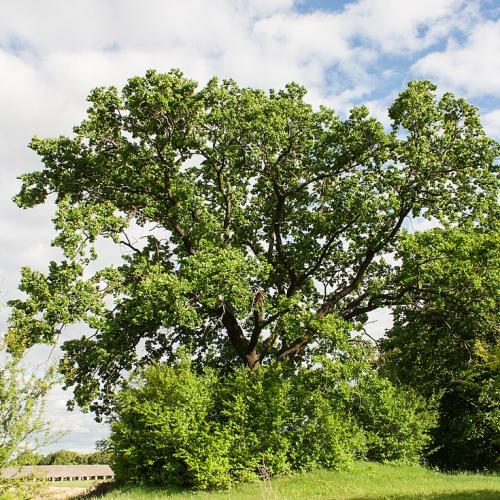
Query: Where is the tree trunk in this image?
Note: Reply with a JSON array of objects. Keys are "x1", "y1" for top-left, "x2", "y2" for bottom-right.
[{"x1": 245, "y1": 350, "x2": 260, "y2": 370}]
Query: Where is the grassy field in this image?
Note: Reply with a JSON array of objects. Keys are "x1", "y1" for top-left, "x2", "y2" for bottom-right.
[{"x1": 90, "y1": 462, "x2": 500, "y2": 499}]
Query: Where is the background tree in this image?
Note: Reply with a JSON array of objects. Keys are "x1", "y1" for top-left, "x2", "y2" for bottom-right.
[
  {"x1": 0, "y1": 344, "x2": 55, "y2": 496},
  {"x1": 36, "y1": 448, "x2": 111, "y2": 465},
  {"x1": 7, "y1": 70, "x2": 498, "y2": 416},
  {"x1": 380, "y1": 227, "x2": 499, "y2": 470}
]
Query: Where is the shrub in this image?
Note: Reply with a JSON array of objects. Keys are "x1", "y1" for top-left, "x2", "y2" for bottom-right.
[
  {"x1": 303, "y1": 353, "x2": 437, "y2": 464},
  {"x1": 108, "y1": 354, "x2": 436, "y2": 489},
  {"x1": 428, "y1": 376, "x2": 500, "y2": 471},
  {"x1": 349, "y1": 375, "x2": 437, "y2": 462},
  {"x1": 109, "y1": 358, "x2": 225, "y2": 486},
  {"x1": 380, "y1": 227, "x2": 500, "y2": 470},
  {"x1": 216, "y1": 365, "x2": 366, "y2": 478}
]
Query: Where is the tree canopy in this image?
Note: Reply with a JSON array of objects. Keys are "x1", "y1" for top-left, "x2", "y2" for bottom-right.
[{"x1": 7, "y1": 70, "x2": 498, "y2": 416}]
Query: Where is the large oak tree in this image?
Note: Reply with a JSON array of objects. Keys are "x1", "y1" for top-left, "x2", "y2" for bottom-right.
[{"x1": 7, "y1": 71, "x2": 498, "y2": 415}]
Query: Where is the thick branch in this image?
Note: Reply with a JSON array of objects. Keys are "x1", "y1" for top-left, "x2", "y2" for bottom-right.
[
  {"x1": 241, "y1": 238, "x2": 261, "y2": 257},
  {"x1": 217, "y1": 303, "x2": 259, "y2": 368},
  {"x1": 340, "y1": 288, "x2": 410, "y2": 320},
  {"x1": 168, "y1": 216, "x2": 195, "y2": 255},
  {"x1": 277, "y1": 331, "x2": 311, "y2": 361},
  {"x1": 260, "y1": 322, "x2": 284, "y2": 359},
  {"x1": 261, "y1": 307, "x2": 292, "y2": 330},
  {"x1": 248, "y1": 291, "x2": 264, "y2": 351}
]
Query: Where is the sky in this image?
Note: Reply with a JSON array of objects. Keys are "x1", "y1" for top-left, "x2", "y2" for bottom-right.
[{"x1": 1, "y1": 0, "x2": 499, "y2": 452}]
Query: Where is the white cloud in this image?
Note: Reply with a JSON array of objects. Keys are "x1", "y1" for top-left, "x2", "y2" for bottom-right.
[
  {"x1": 365, "y1": 97, "x2": 393, "y2": 128},
  {"x1": 413, "y1": 20, "x2": 500, "y2": 96},
  {"x1": 482, "y1": 108, "x2": 500, "y2": 139},
  {"x1": 341, "y1": 0, "x2": 477, "y2": 53}
]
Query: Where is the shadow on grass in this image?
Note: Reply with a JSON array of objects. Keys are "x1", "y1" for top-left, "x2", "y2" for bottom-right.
[
  {"x1": 77, "y1": 481, "x2": 189, "y2": 499},
  {"x1": 353, "y1": 493, "x2": 500, "y2": 500},
  {"x1": 76, "y1": 482, "x2": 113, "y2": 498}
]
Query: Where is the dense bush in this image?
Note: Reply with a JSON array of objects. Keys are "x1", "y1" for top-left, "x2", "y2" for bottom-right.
[
  {"x1": 429, "y1": 378, "x2": 499, "y2": 471},
  {"x1": 305, "y1": 354, "x2": 437, "y2": 464},
  {"x1": 108, "y1": 353, "x2": 436, "y2": 489},
  {"x1": 348, "y1": 375, "x2": 437, "y2": 462}
]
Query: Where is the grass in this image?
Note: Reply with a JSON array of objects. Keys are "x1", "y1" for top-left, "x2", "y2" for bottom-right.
[{"x1": 87, "y1": 462, "x2": 500, "y2": 499}]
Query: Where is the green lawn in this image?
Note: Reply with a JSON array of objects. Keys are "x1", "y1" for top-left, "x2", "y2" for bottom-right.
[{"x1": 90, "y1": 462, "x2": 500, "y2": 499}]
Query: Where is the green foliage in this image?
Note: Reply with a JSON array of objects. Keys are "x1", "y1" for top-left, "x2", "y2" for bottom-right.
[
  {"x1": 347, "y1": 374, "x2": 437, "y2": 463},
  {"x1": 7, "y1": 71, "x2": 498, "y2": 415},
  {"x1": 0, "y1": 360, "x2": 52, "y2": 467},
  {"x1": 307, "y1": 349, "x2": 437, "y2": 464},
  {"x1": 109, "y1": 358, "x2": 230, "y2": 488},
  {"x1": 381, "y1": 227, "x2": 500, "y2": 470},
  {"x1": 34, "y1": 448, "x2": 111, "y2": 465},
  {"x1": 107, "y1": 352, "x2": 435, "y2": 490}
]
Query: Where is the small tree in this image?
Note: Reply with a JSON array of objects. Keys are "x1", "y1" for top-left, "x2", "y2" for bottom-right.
[
  {"x1": 7, "y1": 70, "x2": 498, "y2": 415},
  {"x1": 0, "y1": 345, "x2": 55, "y2": 497}
]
